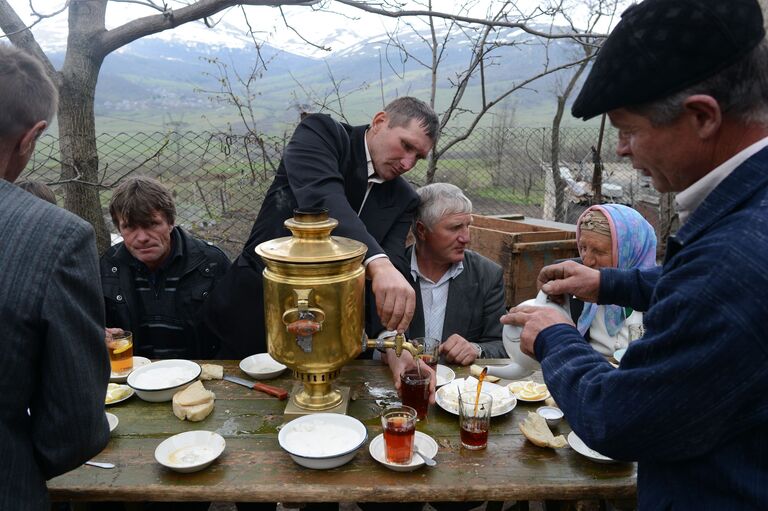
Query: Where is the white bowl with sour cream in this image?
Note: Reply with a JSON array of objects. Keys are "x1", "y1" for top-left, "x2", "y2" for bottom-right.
[
  {"x1": 127, "y1": 359, "x2": 201, "y2": 402},
  {"x1": 278, "y1": 413, "x2": 367, "y2": 469}
]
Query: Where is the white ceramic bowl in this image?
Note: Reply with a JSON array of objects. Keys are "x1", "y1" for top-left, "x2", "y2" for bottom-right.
[
  {"x1": 154, "y1": 430, "x2": 226, "y2": 473},
  {"x1": 369, "y1": 431, "x2": 438, "y2": 472},
  {"x1": 240, "y1": 353, "x2": 287, "y2": 380},
  {"x1": 536, "y1": 406, "x2": 564, "y2": 427},
  {"x1": 106, "y1": 412, "x2": 119, "y2": 433},
  {"x1": 127, "y1": 359, "x2": 201, "y2": 402},
  {"x1": 278, "y1": 413, "x2": 367, "y2": 469}
]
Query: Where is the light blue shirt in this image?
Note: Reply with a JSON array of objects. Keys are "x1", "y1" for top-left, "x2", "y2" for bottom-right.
[{"x1": 409, "y1": 246, "x2": 464, "y2": 341}]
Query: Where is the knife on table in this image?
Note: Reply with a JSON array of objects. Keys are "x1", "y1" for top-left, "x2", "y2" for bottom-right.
[{"x1": 224, "y1": 375, "x2": 289, "y2": 400}]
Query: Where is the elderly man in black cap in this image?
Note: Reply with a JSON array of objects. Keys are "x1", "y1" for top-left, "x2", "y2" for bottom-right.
[{"x1": 503, "y1": 0, "x2": 768, "y2": 509}]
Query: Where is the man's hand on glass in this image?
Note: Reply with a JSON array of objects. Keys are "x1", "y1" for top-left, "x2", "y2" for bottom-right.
[{"x1": 382, "y1": 348, "x2": 436, "y2": 404}]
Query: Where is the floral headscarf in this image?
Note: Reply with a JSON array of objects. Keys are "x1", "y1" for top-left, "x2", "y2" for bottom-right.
[{"x1": 576, "y1": 204, "x2": 657, "y2": 336}]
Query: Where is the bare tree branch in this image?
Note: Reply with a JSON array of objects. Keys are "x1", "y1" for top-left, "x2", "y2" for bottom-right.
[
  {"x1": 278, "y1": 5, "x2": 330, "y2": 51},
  {"x1": 0, "y1": 0, "x2": 58, "y2": 80},
  {"x1": 100, "y1": 0, "x2": 322, "y2": 55},
  {"x1": 110, "y1": 0, "x2": 168, "y2": 11},
  {"x1": 336, "y1": 0, "x2": 608, "y2": 39}
]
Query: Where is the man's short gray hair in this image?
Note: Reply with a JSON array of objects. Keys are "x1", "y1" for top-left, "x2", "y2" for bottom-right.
[
  {"x1": 629, "y1": 38, "x2": 768, "y2": 126},
  {"x1": 384, "y1": 97, "x2": 439, "y2": 142},
  {"x1": 0, "y1": 45, "x2": 58, "y2": 139},
  {"x1": 414, "y1": 182, "x2": 473, "y2": 231}
]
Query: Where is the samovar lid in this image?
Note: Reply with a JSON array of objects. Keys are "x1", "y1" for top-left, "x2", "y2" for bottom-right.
[{"x1": 255, "y1": 208, "x2": 367, "y2": 263}]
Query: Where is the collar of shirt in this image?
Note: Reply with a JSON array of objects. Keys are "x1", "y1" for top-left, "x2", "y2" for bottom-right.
[
  {"x1": 364, "y1": 130, "x2": 385, "y2": 185},
  {"x1": 676, "y1": 136, "x2": 768, "y2": 224},
  {"x1": 409, "y1": 245, "x2": 464, "y2": 285}
]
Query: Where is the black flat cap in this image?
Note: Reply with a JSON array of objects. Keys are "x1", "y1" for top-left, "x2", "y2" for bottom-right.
[{"x1": 572, "y1": 0, "x2": 766, "y2": 120}]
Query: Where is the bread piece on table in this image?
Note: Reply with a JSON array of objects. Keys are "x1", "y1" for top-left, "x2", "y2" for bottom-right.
[
  {"x1": 174, "y1": 381, "x2": 215, "y2": 406},
  {"x1": 173, "y1": 399, "x2": 214, "y2": 422},
  {"x1": 172, "y1": 381, "x2": 215, "y2": 421},
  {"x1": 518, "y1": 411, "x2": 567, "y2": 448},
  {"x1": 469, "y1": 364, "x2": 501, "y2": 383},
  {"x1": 200, "y1": 363, "x2": 223, "y2": 380}
]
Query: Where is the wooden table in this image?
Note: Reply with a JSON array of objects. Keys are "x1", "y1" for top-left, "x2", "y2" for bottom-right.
[{"x1": 49, "y1": 360, "x2": 636, "y2": 503}]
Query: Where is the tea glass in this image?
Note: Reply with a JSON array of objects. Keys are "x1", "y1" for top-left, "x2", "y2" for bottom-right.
[
  {"x1": 400, "y1": 367, "x2": 430, "y2": 419},
  {"x1": 106, "y1": 330, "x2": 134, "y2": 375},
  {"x1": 458, "y1": 390, "x2": 492, "y2": 450},
  {"x1": 381, "y1": 405, "x2": 417, "y2": 464},
  {"x1": 412, "y1": 337, "x2": 441, "y2": 369}
]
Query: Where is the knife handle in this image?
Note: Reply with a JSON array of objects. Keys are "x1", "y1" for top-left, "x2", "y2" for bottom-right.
[{"x1": 253, "y1": 382, "x2": 289, "y2": 400}]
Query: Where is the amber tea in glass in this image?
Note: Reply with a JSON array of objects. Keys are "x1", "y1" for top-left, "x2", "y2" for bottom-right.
[
  {"x1": 381, "y1": 405, "x2": 417, "y2": 464},
  {"x1": 107, "y1": 331, "x2": 134, "y2": 374},
  {"x1": 458, "y1": 390, "x2": 492, "y2": 450},
  {"x1": 400, "y1": 368, "x2": 430, "y2": 419}
]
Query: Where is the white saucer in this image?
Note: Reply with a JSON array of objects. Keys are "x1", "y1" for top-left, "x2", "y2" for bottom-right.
[
  {"x1": 567, "y1": 431, "x2": 616, "y2": 464},
  {"x1": 110, "y1": 356, "x2": 151, "y2": 383},
  {"x1": 369, "y1": 431, "x2": 438, "y2": 471},
  {"x1": 155, "y1": 430, "x2": 226, "y2": 473},
  {"x1": 105, "y1": 384, "x2": 134, "y2": 406},
  {"x1": 240, "y1": 353, "x2": 287, "y2": 380},
  {"x1": 436, "y1": 378, "x2": 517, "y2": 417},
  {"x1": 106, "y1": 412, "x2": 119, "y2": 433},
  {"x1": 435, "y1": 364, "x2": 455, "y2": 387}
]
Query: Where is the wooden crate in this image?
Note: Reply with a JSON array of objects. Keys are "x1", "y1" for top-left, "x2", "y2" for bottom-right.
[{"x1": 469, "y1": 215, "x2": 578, "y2": 307}]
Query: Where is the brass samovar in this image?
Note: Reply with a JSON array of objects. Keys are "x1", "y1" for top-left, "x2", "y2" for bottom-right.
[{"x1": 256, "y1": 209, "x2": 420, "y2": 414}]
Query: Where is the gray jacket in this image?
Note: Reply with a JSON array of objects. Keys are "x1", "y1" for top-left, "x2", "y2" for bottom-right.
[
  {"x1": 0, "y1": 181, "x2": 110, "y2": 510},
  {"x1": 406, "y1": 247, "x2": 506, "y2": 358}
]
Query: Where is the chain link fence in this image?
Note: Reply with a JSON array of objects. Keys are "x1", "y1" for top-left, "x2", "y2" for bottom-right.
[{"x1": 24, "y1": 126, "x2": 655, "y2": 259}]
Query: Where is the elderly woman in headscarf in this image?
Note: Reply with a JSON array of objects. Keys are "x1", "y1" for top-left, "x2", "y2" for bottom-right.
[{"x1": 572, "y1": 204, "x2": 657, "y2": 357}]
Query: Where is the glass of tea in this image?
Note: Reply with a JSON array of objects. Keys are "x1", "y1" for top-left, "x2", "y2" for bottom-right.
[
  {"x1": 106, "y1": 330, "x2": 134, "y2": 375},
  {"x1": 381, "y1": 405, "x2": 417, "y2": 464},
  {"x1": 458, "y1": 390, "x2": 492, "y2": 450},
  {"x1": 400, "y1": 367, "x2": 431, "y2": 420},
  {"x1": 412, "y1": 337, "x2": 440, "y2": 369}
]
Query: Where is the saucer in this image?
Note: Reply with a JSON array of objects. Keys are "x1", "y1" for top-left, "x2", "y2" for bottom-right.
[
  {"x1": 155, "y1": 431, "x2": 226, "y2": 473},
  {"x1": 110, "y1": 356, "x2": 151, "y2": 383},
  {"x1": 106, "y1": 412, "x2": 119, "y2": 433},
  {"x1": 369, "y1": 431, "x2": 438, "y2": 472},
  {"x1": 435, "y1": 364, "x2": 455, "y2": 387}
]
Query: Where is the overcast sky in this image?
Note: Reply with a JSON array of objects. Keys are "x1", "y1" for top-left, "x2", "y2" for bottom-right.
[{"x1": 4, "y1": 0, "x2": 624, "y2": 56}]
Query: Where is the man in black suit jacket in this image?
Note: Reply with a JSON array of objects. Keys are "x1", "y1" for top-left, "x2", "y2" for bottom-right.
[
  {"x1": 0, "y1": 45, "x2": 110, "y2": 510},
  {"x1": 203, "y1": 97, "x2": 439, "y2": 358}
]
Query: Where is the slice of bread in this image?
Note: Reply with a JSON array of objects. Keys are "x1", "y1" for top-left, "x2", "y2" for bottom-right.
[
  {"x1": 173, "y1": 381, "x2": 215, "y2": 407},
  {"x1": 200, "y1": 364, "x2": 223, "y2": 381},
  {"x1": 173, "y1": 398, "x2": 214, "y2": 422},
  {"x1": 518, "y1": 411, "x2": 567, "y2": 448}
]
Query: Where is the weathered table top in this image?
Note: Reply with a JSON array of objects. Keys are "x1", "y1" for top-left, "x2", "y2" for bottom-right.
[{"x1": 49, "y1": 360, "x2": 636, "y2": 503}]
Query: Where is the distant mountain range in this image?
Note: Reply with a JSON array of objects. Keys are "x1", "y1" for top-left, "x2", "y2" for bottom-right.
[{"x1": 43, "y1": 22, "x2": 590, "y2": 133}]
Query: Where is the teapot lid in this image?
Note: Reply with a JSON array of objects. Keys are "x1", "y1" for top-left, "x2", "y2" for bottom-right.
[{"x1": 255, "y1": 208, "x2": 367, "y2": 264}]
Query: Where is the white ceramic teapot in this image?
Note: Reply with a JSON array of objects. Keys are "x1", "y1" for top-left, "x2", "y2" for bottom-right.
[{"x1": 486, "y1": 290, "x2": 571, "y2": 380}]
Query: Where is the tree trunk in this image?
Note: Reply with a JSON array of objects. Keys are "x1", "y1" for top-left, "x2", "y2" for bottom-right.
[
  {"x1": 59, "y1": 1, "x2": 110, "y2": 253},
  {"x1": 550, "y1": 96, "x2": 568, "y2": 222}
]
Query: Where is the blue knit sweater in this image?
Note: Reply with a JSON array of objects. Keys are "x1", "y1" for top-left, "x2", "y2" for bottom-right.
[{"x1": 535, "y1": 147, "x2": 768, "y2": 510}]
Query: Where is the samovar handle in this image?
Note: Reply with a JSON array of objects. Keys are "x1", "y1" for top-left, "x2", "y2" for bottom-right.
[{"x1": 281, "y1": 288, "x2": 325, "y2": 352}]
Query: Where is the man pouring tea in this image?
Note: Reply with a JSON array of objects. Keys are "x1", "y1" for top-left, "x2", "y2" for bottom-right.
[{"x1": 503, "y1": 0, "x2": 768, "y2": 508}]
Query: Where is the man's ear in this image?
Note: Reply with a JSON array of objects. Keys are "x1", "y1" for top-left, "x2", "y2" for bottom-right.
[
  {"x1": 683, "y1": 95, "x2": 721, "y2": 139},
  {"x1": 415, "y1": 220, "x2": 427, "y2": 241},
  {"x1": 17, "y1": 120, "x2": 48, "y2": 157},
  {"x1": 370, "y1": 111, "x2": 388, "y2": 133}
]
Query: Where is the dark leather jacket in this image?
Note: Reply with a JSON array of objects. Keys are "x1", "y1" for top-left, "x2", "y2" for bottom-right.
[{"x1": 100, "y1": 227, "x2": 230, "y2": 359}]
